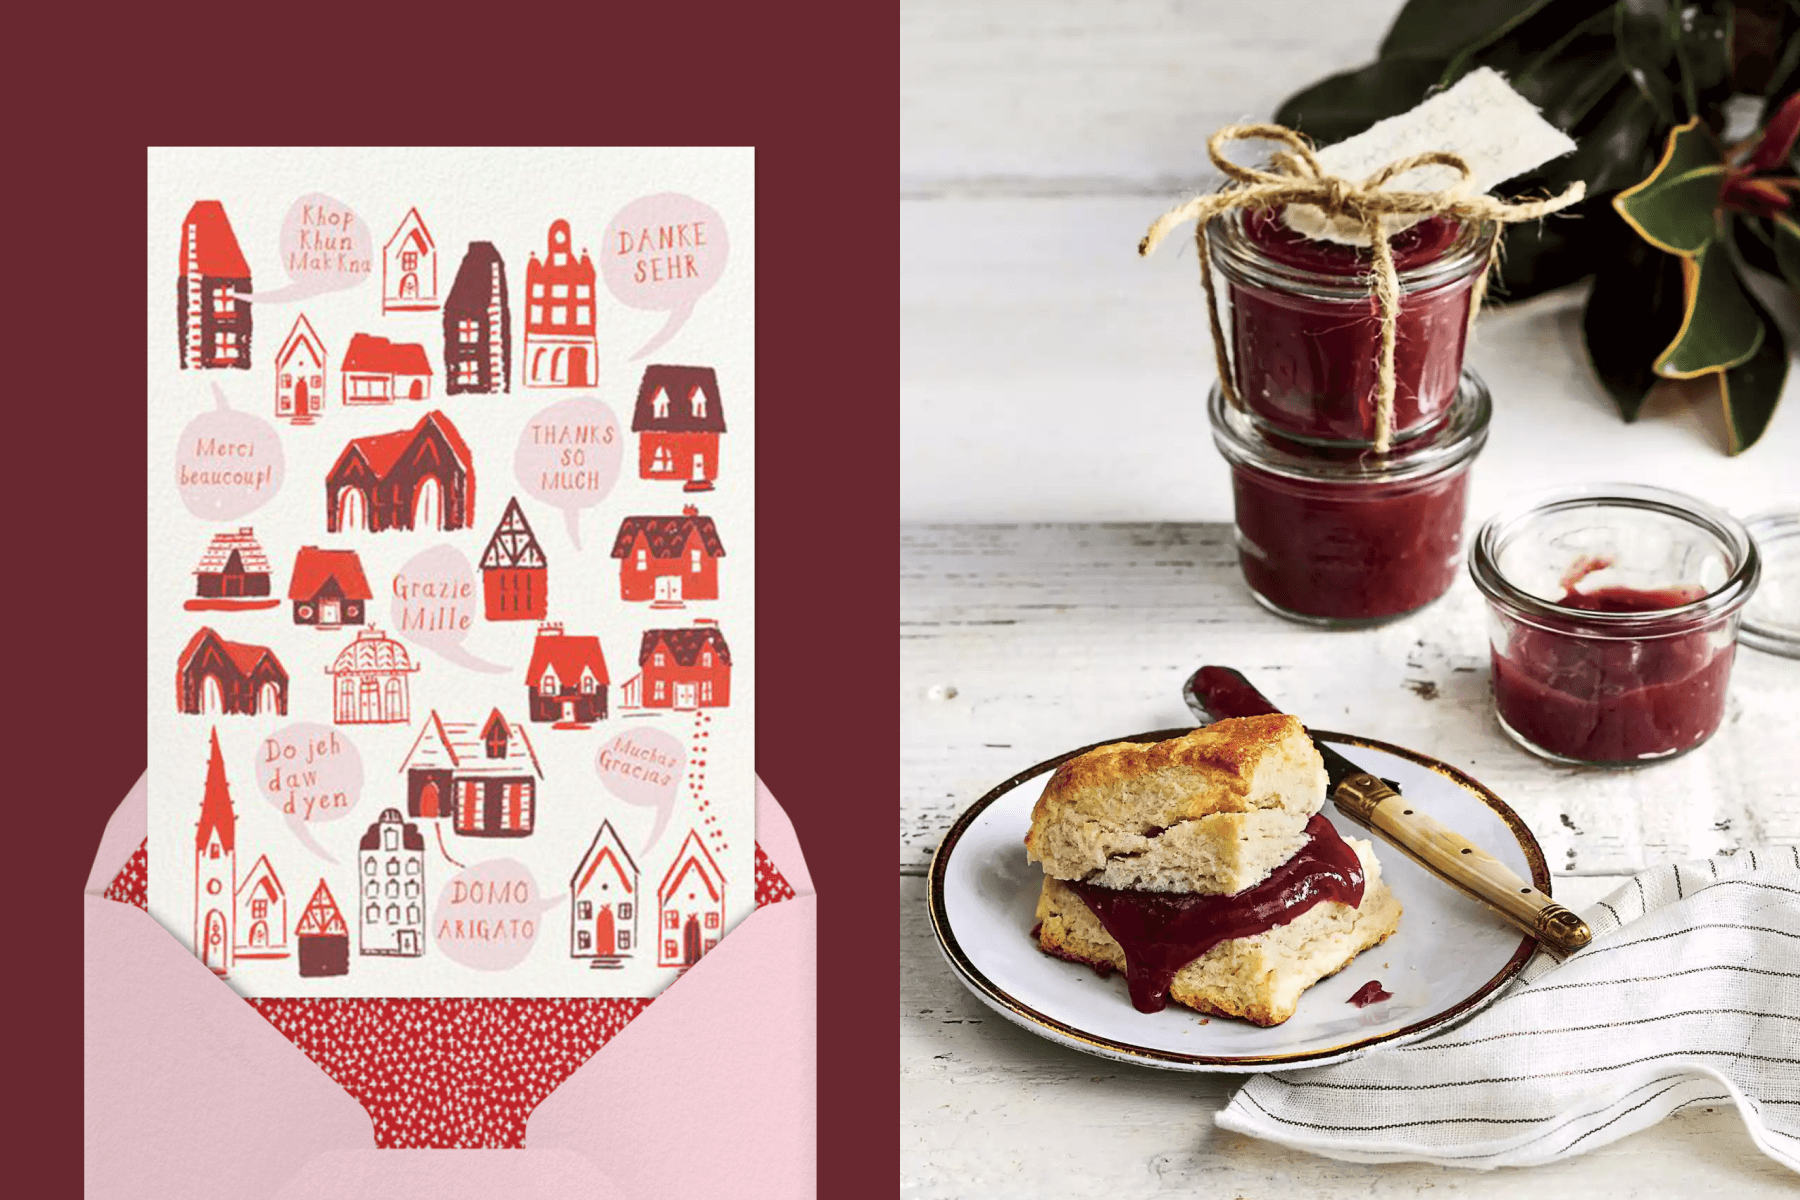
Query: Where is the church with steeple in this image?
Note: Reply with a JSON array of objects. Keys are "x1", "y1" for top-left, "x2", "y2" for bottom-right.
[{"x1": 194, "y1": 727, "x2": 237, "y2": 977}]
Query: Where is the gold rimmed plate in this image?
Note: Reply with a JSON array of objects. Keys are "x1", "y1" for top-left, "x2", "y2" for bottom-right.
[{"x1": 927, "y1": 729, "x2": 1550, "y2": 1072}]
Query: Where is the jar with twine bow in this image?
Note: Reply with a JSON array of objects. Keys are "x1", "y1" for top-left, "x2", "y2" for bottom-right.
[{"x1": 1140, "y1": 125, "x2": 1583, "y2": 452}]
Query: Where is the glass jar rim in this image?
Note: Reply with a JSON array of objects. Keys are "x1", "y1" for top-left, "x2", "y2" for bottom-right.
[
  {"x1": 1209, "y1": 369, "x2": 1491, "y2": 484},
  {"x1": 1740, "y1": 506, "x2": 1800, "y2": 657},
  {"x1": 1208, "y1": 206, "x2": 1497, "y2": 300},
  {"x1": 1469, "y1": 483, "x2": 1762, "y2": 637}
]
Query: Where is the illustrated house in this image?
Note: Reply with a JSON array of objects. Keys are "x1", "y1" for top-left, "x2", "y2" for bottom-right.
[
  {"x1": 289, "y1": 547, "x2": 372, "y2": 628},
  {"x1": 326, "y1": 627, "x2": 417, "y2": 725},
  {"x1": 631, "y1": 365, "x2": 724, "y2": 492},
  {"x1": 357, "y1": 809, "x2": 426, "y2": 958},
  {"x1": 658, "y1": 829, "x2": 725, "y2": 969},
  {"x1": 610, "y1": 506, "x2": 724, "y2": 606},
  {"x1": 523, "y1": 219, "x2": 597, "y2": 389},
  {"x1": 194, "y1": 728, "x2": 237, "y2": 977},
  {"x1": 178, "y1": 200, "x2": 252, "y2": 370},
  {"x1": 621, "y1": 620, "x2": 731, "y2": 711},
  {"x1": 526, "y1": 623, "x2": 609, "y2": 726},
  {"x1": 325, "y1": 410, "x2": 474, "y2": 534},
  {"x1": 570, "y1": 820, "x2": 639, "y2": 968},
  {"x1": 401, "y1": 708, "x2": 543, "y2": 837},
  {"x1": 341, "y1": 333, "x2": 432, "y2": 404},
  {"x1": 188, "y1": 527, "x2": 274, "y2": 610},
  {"x1": 382, "y1": 207, "x2": 438, "y2": 313},
  {"x1": 444, "y1": 242, "x2": 510, "y2": 394},
  {"x1": 479, "y1": 498, "x2": 548, "y2": 621},
  {"x1": 275, "y1": 314, "x2": 327, "y2": 424},
  {"x1": 296, "y1": 879, "x2": 349, "y2": 978},
  {"x1": 178, "y1": 627, "x2": 288, "y2": 717},
  {"x1": 234, "y1": 854, "x2": 289, "y2": 961}
]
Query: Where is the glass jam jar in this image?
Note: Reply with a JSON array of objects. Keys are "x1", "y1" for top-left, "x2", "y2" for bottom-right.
[
  {"x1": 1209, "y1": 206, "x2": 1497, "y2": 446},
  {"x1": 1210, "y1": 369, "x2": 1490, "y2": 627},
  {"x1": 1469, "y1": 484, "x2": 1761, "y2": 767}
]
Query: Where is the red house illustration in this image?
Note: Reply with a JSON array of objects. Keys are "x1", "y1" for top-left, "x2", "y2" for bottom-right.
[
  {"x1": 571, "y1": 819, "x2": 639, "y2": 968},
  {"x1": 341, "y1": 333, "x2": 432, "y2": 404},
  {"x1": 523, "y1": 219, "x2": 597, "y2": 389},
  {"x1": 194, "y1": 728, "x2": 237, "y2": 976},
  {"x1": 186, "y1": 527, "x2": 278, "y2": 611},
  {"x1": 289, "y1": 547, "x2": 372, "y2": 628},
  {"x1": 383, "y1": 207, "x2": 439, "y2": 313},
  {"x1": 296, "y1": 879, "x2": 349, "y2": 978},
  {"x1": 178, "y1": 200, "x2": 251, "y2": 370},
  {"x1": 526, "y1": 623, "x2": 609, "y2": 727},
  {"x1": 358, "y1": 809, "x2": 426, "y2": 957},
  {"x1": 610, "y1": 506, "x2": 724, "y2": 606},
  {"x1": 479, "y1": 498, "x2": 548, "y2": 621},
  {"x1": 621, "y1": 620, "x2": 731, "y2": 711},
  {"x1": 401, "y1": 708, "x2": 543, "y2": 836},
  {"x1": 445, "y1": 242, "x2": 510, "y2": 394},
  {"x1": 631, "y1": 365, "x2": 725, "y2": 492},
  {"x1": 178, "y1": 627, "x2": 289, "y2": 717},
  {"x1": 326, "y1": 627, "x2": 417, "y2": 725},
  {"x1": 325, "y1": 410, "x2": 474, "y2": 534},
  {"x1": 275, "y1": 314, "x2": 327, "y2": 424},
  {"x1": 658, "y1": 828, "x2": 725, "y2": 969},
  {"x1": 234, "y1": 854, "x2": 288, "y2": 961}
]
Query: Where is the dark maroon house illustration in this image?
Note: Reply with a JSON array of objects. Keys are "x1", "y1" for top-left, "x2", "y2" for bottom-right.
[
  {"x1": 296, "y1": 879, "x2": 350, "y2": 978},
  {"x1": 186, "y1": 527, "x2": 278, "y2": 611},
  {"x1": 325, "y1": 410, "x2": 474, "y2": 533},
  {"x1": 178, "y1": 200, "x2": 252, "y2": 370},
  {"x1": 288, "y1": 547, "x2": 372, "y2": 628},
  {"x1": 178, "y1": 627, "x2": 289, "y2": 717},
  {"x1": 444, "y1": 242, "x2": 511, "y2": 394},
  {"x1": 611, "y1": 506, "x2": 724, "y2": 606},
  {"x1": 526, "y1": 623, "x2": 610, "y2": 727},
  {"x1": 631, "y1": 365, "x2": 724, "y2": 492},
  {"x1": 401, "y1": 708, "x2": 543, "y2": 837},
  {"x1": 480, "y1": 498, "x2": 549, "y2": 621},
  {"x1": 621, "y1": 620, "x2": 731, "y2": 711}
]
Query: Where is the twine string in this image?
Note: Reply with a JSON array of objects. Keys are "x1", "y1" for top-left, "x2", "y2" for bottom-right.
[{"x1": 1140, "y1": 123, "x2": 1584, "y2": 451}]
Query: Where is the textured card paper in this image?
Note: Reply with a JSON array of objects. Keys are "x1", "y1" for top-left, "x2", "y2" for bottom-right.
[
  {"x1": 1285, "y1": 67, "x2": 1577, "y2": 244},
  {"x1": 146, "y1": 147, "x2": 754, "y2": 997}
]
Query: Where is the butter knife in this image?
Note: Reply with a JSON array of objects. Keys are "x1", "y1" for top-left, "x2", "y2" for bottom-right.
[{"x1": 1182, "y1": 665, "x2": 1592, "y2": 957}]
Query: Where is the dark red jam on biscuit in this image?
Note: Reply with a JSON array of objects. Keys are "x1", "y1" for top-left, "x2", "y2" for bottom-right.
[{"x1": 1068, "y1": 814, "x2": 1365, "y2": 1013}]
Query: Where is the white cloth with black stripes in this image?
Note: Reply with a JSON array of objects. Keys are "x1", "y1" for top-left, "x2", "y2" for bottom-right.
[{"x1": 1216, "y1": 846, "x2": 1800, "y2": 1172}]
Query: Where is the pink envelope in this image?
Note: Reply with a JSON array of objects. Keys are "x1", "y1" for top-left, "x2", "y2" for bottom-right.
[{"x1": 84, "y1": 775, "x2": 816, "y2": 1199}]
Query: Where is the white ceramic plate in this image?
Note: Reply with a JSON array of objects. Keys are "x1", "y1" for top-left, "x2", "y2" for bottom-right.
[{"x1": 928, "y1": 728, "x2": 1550, "y2": 1072}]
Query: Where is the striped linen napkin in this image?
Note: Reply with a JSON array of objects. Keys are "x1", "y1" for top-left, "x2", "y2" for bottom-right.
[{"x1": 1216, "y1": 846, "x2": 1800, "y2": 1172}]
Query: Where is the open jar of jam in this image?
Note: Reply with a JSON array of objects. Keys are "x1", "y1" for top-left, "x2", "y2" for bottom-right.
[
  {"x1": 1210, "y1": 369, "x2": 1490, "y2": 627},
  {"x1": 1469, "y1": 484, "x2": 1761, "y2": 766},
  {"x1": 1209, "y1": 207, "x2": 1497, "y2": 446}
]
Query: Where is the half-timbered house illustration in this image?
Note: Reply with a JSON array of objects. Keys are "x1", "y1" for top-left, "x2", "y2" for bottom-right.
[
  {"x1": 234, "y1": 854, "x2": 289, "y2": 960},
  {"x1": 401, "y1": 708, "x2": 543, "y2": 837},
  {"x1": 177, "y1": 200, "x2": 252, "y2": 370},
  {"x1": 296, "y1": 879, "x2": 349, "y2": 978},
  {"x1": 523, "y1": 219, "x2": 597, "y2": 388},
  {"x1": 194, "y1": 728, "x2": 237, "y2": 977},
  {"x1": 177, "y1": 627, "x2": 289, "y2": 717},
  {"x1": 479, "y1": 498, "x2": 549, "y2": 621},
  {"x1": 326, "y1": 627, "x2": 417, "y2": 725},
  {"x1": 324, "y1": 410, "x2": 474, "y2": 534},
  {"x1": 610, "y1": 506, "x2": 724, "y2": 606},
  {"x1": 444, "y1": 242, "x2": 510, "y2": 394},
  {"x1": 382, "y1": 207, "x2": 439, "y2": 313},
  {"x1": 571, "y1": 820, "x2": 639, "y2": 967},
  {"x1": 658, "y1": 829, "x2": 725, "y2": 969},
  {"x1": 357, "y1": 809, "x2": 426, "y2": 957},
  {"x1": 275, "y1": 314, "x2": 327, "y2": 423}
]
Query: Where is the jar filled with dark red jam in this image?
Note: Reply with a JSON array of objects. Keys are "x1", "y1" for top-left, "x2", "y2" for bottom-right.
[
  {"x1": 1210, "y1": 369, "x2": 1490, "y2": 627},
  {"x1": 1469, "y1": 485, "x2": 1761, "y2": 767},
  {"x1": 1209, "y1": 206, "x2": 1497, "y2": 446}
]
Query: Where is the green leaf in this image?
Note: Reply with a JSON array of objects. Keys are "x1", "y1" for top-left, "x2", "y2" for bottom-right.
[
  {"x1": 1582, "y1": 229, "x2": 1689, "y2": 419},
  {"x1": 1273, "y1": 56, "x2": 1449, "y2": 147},
  {"x1": 1776, "y1": 215, "x2": 1800, "y2": 298},
  {"x1": 1654, "y1": 241, "x2": 1765, "y2": 376},
  {"x1": 1716, "y1": 283, "x2": 1789, "y2": 454},
  {"x1": 1379, "y1": 0, "x2": 1556, "y2": 60},
  {"x1": 1543, "y1": 82, "x2": 1662, "y2": 196},
  {"x1": 1614, "y1": 119, "x2": 1726, "y2": 253}
]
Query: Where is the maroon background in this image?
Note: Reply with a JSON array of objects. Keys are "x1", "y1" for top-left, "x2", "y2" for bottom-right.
[{"x1": 16, "y1": 16, "x2": 897, "y2": 1194}]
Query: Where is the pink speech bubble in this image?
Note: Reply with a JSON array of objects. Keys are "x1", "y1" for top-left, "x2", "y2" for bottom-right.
[
  {"x1": 432, "y1": 857, "x2": 558, "y2": 971},
  {"x1": 176, "y1": 384, "x2": 285, "y2": 520},
  {"x1": 595, "y1": 728, "x2": 686, "y2": 855},
  {"x1": 601, "y1": 193, "x2": 729, "y2": 359},
  {"x1": 390, "y1": 543, "x2": 507, "y2": 673},
  {"x1": 255, "y1": 722, "x2": 363, "y2": 863},
  {"x1": 243, "y1": 193, "x2": 373, "y2": 304},
  {"x1": 514, "y1": 397, "x2": 623, "y2": 549}
]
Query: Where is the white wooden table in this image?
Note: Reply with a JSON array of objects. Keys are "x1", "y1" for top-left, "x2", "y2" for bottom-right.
[{"x1": 899, "y1": 523, "x2": 1800, "y2": 1197}]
